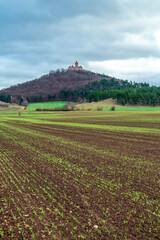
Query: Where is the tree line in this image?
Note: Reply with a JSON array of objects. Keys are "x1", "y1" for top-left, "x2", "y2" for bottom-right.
[
  {"x1": 0, "y1": 95, "x2": 11, "y2": 103},
  {"x1": 87, "y1": 87, "x2": 160, "y2": 106},
  {"x1": 58, "y1": 79, "x2": 151, "y2": 104}
]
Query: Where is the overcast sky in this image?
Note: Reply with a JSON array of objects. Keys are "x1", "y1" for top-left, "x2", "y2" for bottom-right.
[{"x1": 0, "y1": 0, "x2": 160, "y2": 89}]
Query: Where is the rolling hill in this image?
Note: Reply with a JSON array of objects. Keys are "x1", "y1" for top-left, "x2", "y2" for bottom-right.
[
  {"x1": 0, "y1": 70, "x2": 114, "y2": 102},
  {"x1": 0, "y1": 68, "x2": 150, "y2": 104}
]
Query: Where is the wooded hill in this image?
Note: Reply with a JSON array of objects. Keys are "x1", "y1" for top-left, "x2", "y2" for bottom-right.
[
  {"x1": 0, "y1": 69, "x2": 150, "y2": 104},
  {"x1": 0, "y1": 70, "x2": 114, "y2": 102},
  {"x1": 2, "y1": 69, "x2": 160, "y2": 106}
]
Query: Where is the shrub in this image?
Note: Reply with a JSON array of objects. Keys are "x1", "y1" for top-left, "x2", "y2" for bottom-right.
[
  {"x1": 63, "y1": 103, "x2": 76, "y2": 111},
  {"x1": 36, "y1": 106, "x2": 75, "y2": 111},
  {"x1": 110, "y1": 106, "x2": 115, "y2": 111},
  {"x1": 97, "y1": 107, "x2": 103, "y2": 111}
]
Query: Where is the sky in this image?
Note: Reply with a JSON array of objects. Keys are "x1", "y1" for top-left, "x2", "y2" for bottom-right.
[{"x1": 0, "y1": 0, "x2": 160, "y2": 90}]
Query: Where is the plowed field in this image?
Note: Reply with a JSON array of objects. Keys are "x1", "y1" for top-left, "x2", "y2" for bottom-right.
[{"x1": 0, "y1": 110, "x2": 160, "y2": 239}]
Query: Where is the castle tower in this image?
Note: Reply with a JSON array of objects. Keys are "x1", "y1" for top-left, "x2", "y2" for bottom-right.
[
  {"x1": 68, "y1": 61, "x2": 84, "y2": 71},
  {"x1": 75, "y1": 61, "x2": 78, "y2": 68}
]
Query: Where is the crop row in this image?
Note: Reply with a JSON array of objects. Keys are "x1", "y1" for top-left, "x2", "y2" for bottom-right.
[{"x1": 0, "y1": 111, "x2": 160, "y2": 239}]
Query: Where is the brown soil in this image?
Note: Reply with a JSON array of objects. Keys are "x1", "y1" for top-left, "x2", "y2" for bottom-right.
[{"x1": 0, "y1": 115, "x2": 160, "y2": 239}]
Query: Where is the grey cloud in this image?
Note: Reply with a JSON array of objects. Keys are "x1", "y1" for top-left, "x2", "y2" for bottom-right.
[
  {"x1": 122, "y1": 72, "x2": 160, "y2": 87},
  {"x1": 38, "y1": 0, "x2": 121, "y2": 18},
  {"x1": 0, "y1": 0, "x2": 160, "y2": 89},
  {"x1": 121, "y1": 0, "x2": 160, "y2": 16},
  {"x1": 0, "y1": 57, "x2": 52, "y2": 89}
]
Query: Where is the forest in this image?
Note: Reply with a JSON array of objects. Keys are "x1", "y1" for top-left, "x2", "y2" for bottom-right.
[
  {"x1": 1, "y1": 77, "x2": 160, "y2": 106},
  {"x1": 58, "y1": 78, "x2": 160, "y2": 106},
  {"x1": 86, "y1": 86, "x2": 160, "y2": 106}
]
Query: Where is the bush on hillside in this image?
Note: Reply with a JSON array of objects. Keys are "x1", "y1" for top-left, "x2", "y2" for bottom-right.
[
  {"x1": 110, "y1": 106, "x2": 115, "y2": 111},
  {"x1": 97, "y1": 107, "x2": 103, "y2": 111}
]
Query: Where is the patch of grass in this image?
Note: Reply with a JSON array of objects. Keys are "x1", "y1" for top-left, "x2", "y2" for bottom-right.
[
  {"x1": 107, "y1": 107, "x2": 160, "y2": 111},
  {"x1": 75, "y1": 99, "x2": 120, "y2": 110},
  {"x1": 27, "y1": 101, "x2": 68, "y2": 111},
  {"x1": 75, "y1": 99, "x2": 160, "y2": 111}
]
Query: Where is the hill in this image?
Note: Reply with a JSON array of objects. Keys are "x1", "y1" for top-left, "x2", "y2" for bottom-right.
[
  {"x1": 0, "y1": 70, "x2": 115, "y2": 102},
  {"x1": 0, "y1": 68, "x2": 151, "y2": 105}
]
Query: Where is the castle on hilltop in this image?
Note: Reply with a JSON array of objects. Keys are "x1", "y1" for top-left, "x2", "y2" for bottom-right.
[{"x1": 68, "y1": 61, "x2": 83, "y2": 71}]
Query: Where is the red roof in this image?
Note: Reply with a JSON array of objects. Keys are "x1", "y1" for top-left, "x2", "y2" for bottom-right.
[{"x1": 68, "y1": 64, "x2": 82, "y2": 69}]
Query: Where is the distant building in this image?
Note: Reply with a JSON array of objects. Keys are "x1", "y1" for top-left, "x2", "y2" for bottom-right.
[{"x1": 68, "y1": 61, "x2": 83, "y2": 71}]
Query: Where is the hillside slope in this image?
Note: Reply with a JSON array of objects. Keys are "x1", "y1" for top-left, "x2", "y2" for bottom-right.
[{"x1": 0, "y1": 70, "x2": 113, "y2": 100}]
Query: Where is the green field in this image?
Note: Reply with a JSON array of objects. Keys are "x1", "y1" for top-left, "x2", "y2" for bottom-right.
[
  {"x1": 27, "y1": 100, "x2": 160, "y2": 111},
  {"x1": 27, "y1": 101, "x2": 68, "y2": 110},
  {"x1": 0, "y1": 110, "x2": 160, "y2": 239},
  {"x1": 103, "y1": 107, "x2": 160, "y2": 111}
]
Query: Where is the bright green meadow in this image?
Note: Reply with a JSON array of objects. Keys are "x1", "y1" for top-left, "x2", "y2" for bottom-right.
[{"x1": 27, "y1": 101, "x2": 68, "y2": 110}]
